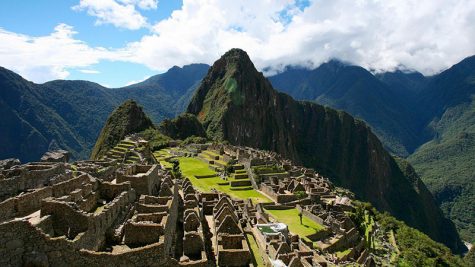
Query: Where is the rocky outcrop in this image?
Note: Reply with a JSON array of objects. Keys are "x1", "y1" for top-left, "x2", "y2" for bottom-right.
[
  {"x1": 0, "y1": 158, "x2": 20, "y2": 170},
  {"x1": 41, "y1": 150, "x2": 70, "y2": 163},
  {"x1": 90, "y1": 100, "x2": 154, "y2": 160},
  {"x1": 187, "y1": 48, "x2": 464, "y2": 252}
]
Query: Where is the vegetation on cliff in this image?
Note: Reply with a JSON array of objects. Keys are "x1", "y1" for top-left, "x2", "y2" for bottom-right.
[
  {"x1": 408, "y1": 56, "x2": 475, "y2": 242},
  {"x1": 158, "y1": 113, "x2": 207, "y2": 140},
  {"x1": 269, "y1": 55, "x2": 475, "y2": 243},
  {"x1": 353, "y1": 201, "x2": 467, "y2": 266},
  {"x1": 90, "y1": 100, "x2": 154, "y2": 160}
]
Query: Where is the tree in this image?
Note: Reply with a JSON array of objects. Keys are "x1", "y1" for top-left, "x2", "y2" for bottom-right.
[{"x1": 170, "y1": 159, "x2": 181, "y2": 179}]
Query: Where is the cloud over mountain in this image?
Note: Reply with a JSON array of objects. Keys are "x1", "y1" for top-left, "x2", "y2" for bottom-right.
[{"x1": 1, "y1": 0, "x2": 475, "y2": 82}]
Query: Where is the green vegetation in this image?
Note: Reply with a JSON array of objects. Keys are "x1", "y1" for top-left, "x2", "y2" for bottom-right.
[
  {"x1": 353, "y1": 201, "x2": 467, "y2": 266},
  {"x1": 252, "y1": 165, "x2": 286, "y2": 174},
  {"x1": 335, "y1": 248, "x2": 351, "y2": 259},
  {"x1": 177, "y1": 157, "x2": 270, "y2": 203},
  {"x1": 465, "y1": 245, "x2": 475, "y2": 266},
  {"x1": 140, "y1": 128, "x2": 171, "y2": 151},
  {"x1": 182, "y1": 135, "x2": 207, "y2": 145},
  {"x1": 294, "y1": 191, "x2": 307, "y2": 200},
  {"x1": 246, "y1": 233, "x2": 265, "y2": 267},
  {"x1": 409, "y1": 99, "x2": 475, "y2": 242},
  {"x1": 158, "y1": 113, "x2": 207, "y2": 140},
  {"x1": 265, "y1": 208, "x2": 325, "y2": 242}
]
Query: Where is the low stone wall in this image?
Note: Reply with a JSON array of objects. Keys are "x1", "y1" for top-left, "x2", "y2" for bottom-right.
[
  {"x1": 0, "y1": 174, "x2": 92, "y2": 222},
  {"x1": 116, "y1": 165, "x2": 160, "y2": 196},
  {"x1": 301, "y1": 208, "x2": 325, "y2": 226},
  {"x1": 124, "y1": 222, "x2": 164, "y2": 246},
  {"x1": 324, "y1": 227, "x2": 360, "y2": 253},
  {"x1": 0, "y1": 220, "x2": 177, "y2": 267},
  {"x1": 52, "y1": 174, "x2": 91, "y2": 197},
  {"x1": 230, "y1": 180, "x2": 251, "y2": 187},
  {"x1": 16, "y1": 187, "x2": 53, "y2": 216},
  {"x1": 0, "y1": 163, "x2": 66, "y2": 201},
  {"x1": 99, "y1": 181, "x2": 132, "y2": 200}
]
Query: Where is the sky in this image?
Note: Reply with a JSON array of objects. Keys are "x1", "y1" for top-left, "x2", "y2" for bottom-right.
[{"x1": 0, "y1": 0, "x2": 475, "y2": 87}]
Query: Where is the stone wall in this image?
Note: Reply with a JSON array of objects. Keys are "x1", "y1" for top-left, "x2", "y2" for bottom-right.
[
  {"x1": 99, "y1": 181, "x2": 132, "y2": 201},
  {"x1": 0, "y1": 174, "x2": 92, "y2": 222},
  {"x1": 0, "y1": 163, "x2": 68, "y2": 201},
  {"x1": 116, "y1": 165, "x2": 160, "y2": 196},
  {"x1": 0, "y1": 220, "x2": 178, "y2": 267}
]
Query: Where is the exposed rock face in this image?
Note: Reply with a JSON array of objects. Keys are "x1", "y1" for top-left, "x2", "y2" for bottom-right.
[
  {"x1": 40, "y1": 149, "x2": 70, "y2": 163},
  {"x1": 187, "y1": 48, "x2": 464, "y2": 252},
  {"x1": 90, "y1": 100, "x2": 154, "y2": 160},
  {"x1": 158, "y1": 113, "x2": 207, "y2": 140},
  {"x1": 0, "y1": 158, "x2": 20, "y2": 170}
]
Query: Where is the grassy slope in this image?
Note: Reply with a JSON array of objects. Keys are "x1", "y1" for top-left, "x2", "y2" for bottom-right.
[
  {"x1": 246, "y1": 233, "x2": 265, "y2": 267},
  {"x1": 409, "y1": 98, "x2": 475, "y2": 242},
  {"x1": 177, "y1": 157, "x2": 270, "y2": 203},
  {"x1": 351, "y1": 201, "x2": 467, "y2": 266}
]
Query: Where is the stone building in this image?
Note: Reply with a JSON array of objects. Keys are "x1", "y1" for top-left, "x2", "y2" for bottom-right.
[{"x1": 212, "y1": 196, "x2": 251, "y2": 267}]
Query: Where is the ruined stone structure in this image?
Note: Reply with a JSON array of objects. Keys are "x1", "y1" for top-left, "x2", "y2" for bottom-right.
[
  {"x1": 0, "y1": 141, "x2": 377, "y2": 266},
  {"x1": 212, "y1": 196, "x2": 251, "y2": 267},
  {"x1": 0, "y1": 158, "x2": 184, "y2": 266}
]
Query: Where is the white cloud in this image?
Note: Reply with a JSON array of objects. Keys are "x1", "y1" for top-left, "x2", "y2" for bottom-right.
[
  {"x1": 119, "y1": 0, "x2": 475, "y2": 75},
  {"x1": 2, "y1": 0, "x2": 475, "y2": 84},
  {"x1": 119, "y1": 0, "x2": 158, "y2": 10},
  {"x1": 73, "y1": 0, "x2": 150, "y2": 30},
  {"x1": 0, "y1": 24, "x2": 116, "y2": 82},
  {"x1": 124, "y1": 75, "x2": 151, "y2": 86},
  {"x1": 79, "y1": 69, "x2": 100, "y2": 74}
]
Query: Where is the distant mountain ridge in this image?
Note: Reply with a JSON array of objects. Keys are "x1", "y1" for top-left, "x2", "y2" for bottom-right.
[
  {"x1": 268, "y1": 55, "x2": 475, "y2": 243},
  {"x1": 268, "y1": 61, "x2": 422, "y2": 156},
  {"x1": 0, "y1": 64, "x2": 209, "y2": 162},
  {"x1": 187, "y1": 48, "x2": 464, "y2": 252}
]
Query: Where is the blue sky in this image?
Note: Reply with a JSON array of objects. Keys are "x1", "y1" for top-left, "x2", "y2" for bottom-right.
[
  {"x1": 0, "y1": 0, "x2": 183, "y2": 87},
  {"x1": 0, "y1": 0, "x2": 474, "y2": 87}
]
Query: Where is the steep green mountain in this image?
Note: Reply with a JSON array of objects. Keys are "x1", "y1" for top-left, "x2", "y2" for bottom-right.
[
  {"x1": 268, "y1": 62, "x2": 420, "y2": 156},
  {"x1": 0, "y1": 64, "x2": 208, "y2": 162},
  {"x1": 158, "y1": 113, "x2": 207, "y2": 140},
  {"x1": 408, "y1": 56, "x2": 475, "y2": 242},
  {"x1": 0, "y1": 67, "x2": 88, "y2": 162},
  {"x1": 90, "y1": 100, "x2": 154, "y2": 160},
  {"x1": 187, "y1": 48, "x2": 464, "y2": 252},
  {"x1": 268, "y1": 57, "x2": 475, "y2": 242}
]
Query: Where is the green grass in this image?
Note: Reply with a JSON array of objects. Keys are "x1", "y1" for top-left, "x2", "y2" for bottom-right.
[
  {"x1": 178, "y1": 157, "x2": 270, "y2": 203},
  {"x1": 160, "y1": 160, "x2": 173, "y2": 169},
  {"x1": 257, "y1": 225, "x2": 277, "y2": 234},
  {"x1": 335, "y1": 248, "x2": 351, "y2": 259},
  {"x1": 265, "y1": 208, "x2": 325, "y2": 241},
  {"x1": 246, "y1": 233, "x2": 265, "y2": 267}
]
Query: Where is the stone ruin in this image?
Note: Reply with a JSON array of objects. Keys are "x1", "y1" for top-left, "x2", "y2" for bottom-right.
[
  {"x1": 0, "y1": 159, "x2": 187, "y2": 266},
  {"x1": 0, "y1": 141, "x2": 378, "y2": 266},
  {"x1": 212, "y1": 196, "x2": 251, "y2": 266}
]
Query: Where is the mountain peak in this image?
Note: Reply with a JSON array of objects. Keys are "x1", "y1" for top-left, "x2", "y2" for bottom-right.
[
  {"x1": 212, "y1": 48, "x2": 257, "y2": 77},
  {"x1": 186, "y1": 49, "x2": 464, "y2": 252},
  {"x1": 90, "y1": 99, "x2": 154, "y2": 160},
  {"x1": 221, "y1": 48, "x2": 252, "y2": 62}
]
